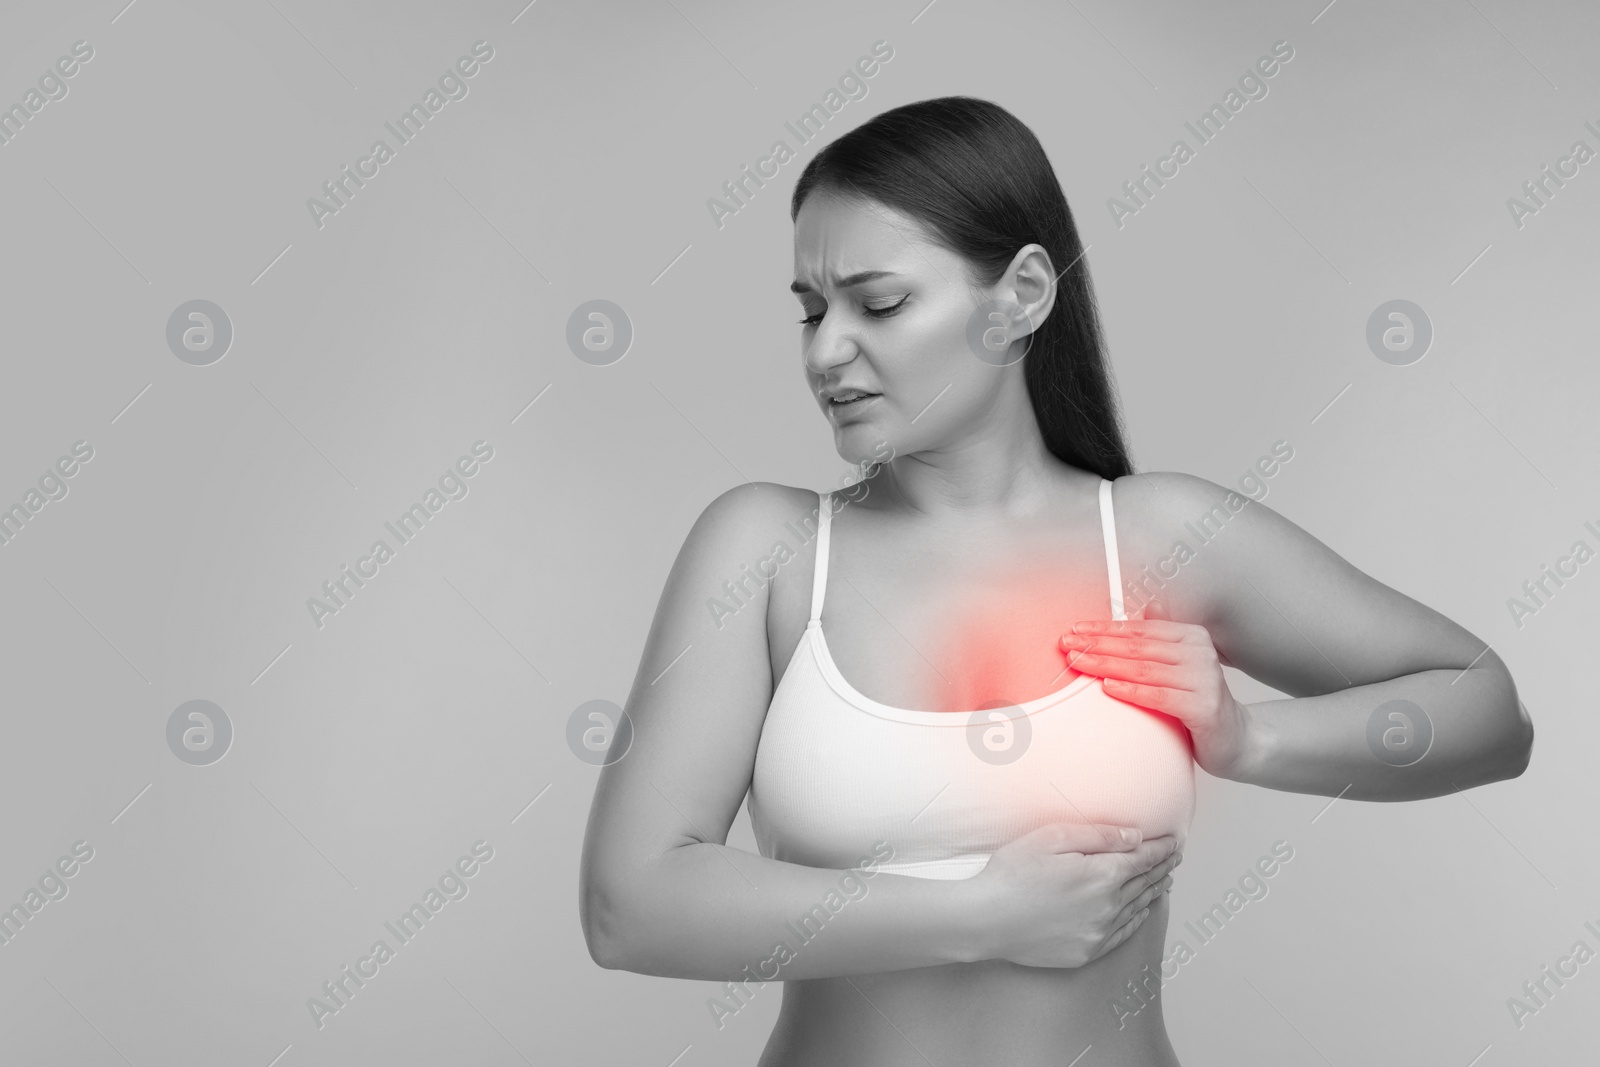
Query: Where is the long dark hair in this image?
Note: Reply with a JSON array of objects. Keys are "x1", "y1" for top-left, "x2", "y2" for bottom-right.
[{"x1": 789, "y1": 96, "x2": 1133, "y2": 480}]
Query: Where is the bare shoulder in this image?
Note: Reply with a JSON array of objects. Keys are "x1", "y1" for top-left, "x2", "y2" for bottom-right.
[
  {"x1": 633, "y1": 480, "x2": 825, "y2": 704},
  {"x1": 686, "y1": 481, "x2": 822, "y2": 554},
  {"x1": 1109, "y1": 469, "x2": 1502, "y2": 699},
  {"x1": 1109, "y1": 469, "x2": 1242, "y2": 524},
  {"x1": 1104, "y1": 470, "x2": 1256, "y2": 624},
  {"x1": 673, "y1": 482, "x2": 827, "y2": 612}
]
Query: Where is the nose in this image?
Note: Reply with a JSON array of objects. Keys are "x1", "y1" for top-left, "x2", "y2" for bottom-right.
[{"x1": 802, "y1": 313, "x2": 860, "y2": 378}]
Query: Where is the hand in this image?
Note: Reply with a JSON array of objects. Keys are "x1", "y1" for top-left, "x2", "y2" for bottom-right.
[
  {"x1": 960, "y1": 823, "x2": 1181, "y2": 969},
  {"x1": 1060, "y1": 599, "x2": 1253, "y2": 779}
]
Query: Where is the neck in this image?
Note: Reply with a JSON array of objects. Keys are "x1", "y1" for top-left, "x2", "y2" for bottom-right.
[{"x1": 867, "y1": 410, "x2": 1081, "y2": 519}]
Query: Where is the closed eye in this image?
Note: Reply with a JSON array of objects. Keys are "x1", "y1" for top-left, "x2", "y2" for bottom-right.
[{"x1": 797, "y1": 296, "x2": 907, "y2": 327}]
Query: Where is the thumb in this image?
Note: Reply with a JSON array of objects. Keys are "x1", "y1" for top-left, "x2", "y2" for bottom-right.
[
  {"x1": 1039, "y1": 822, "x2": 1142, "y2": 854},
  {"x1": 1139, "y1": 598, "x2": 1170, "y2": 622}
]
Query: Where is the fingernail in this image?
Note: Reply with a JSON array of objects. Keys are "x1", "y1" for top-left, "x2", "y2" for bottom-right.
[{"x1": 1119, "y1": 827, "x2": 1139, "y2": 844}]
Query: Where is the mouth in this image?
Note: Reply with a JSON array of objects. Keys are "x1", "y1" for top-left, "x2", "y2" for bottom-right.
[{"x1": 826, "y1": 391, "x2": 881, "y2": 412}]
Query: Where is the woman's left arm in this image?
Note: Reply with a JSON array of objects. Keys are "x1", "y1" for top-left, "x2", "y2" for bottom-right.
[{"x1": 1063, "y1": 472, "x2": 1533, "y2": 801}]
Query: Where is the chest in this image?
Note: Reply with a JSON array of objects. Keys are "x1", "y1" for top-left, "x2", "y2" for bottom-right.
[{"x1": 769, "y1": 525, "x2": 1119, "y2": 715}]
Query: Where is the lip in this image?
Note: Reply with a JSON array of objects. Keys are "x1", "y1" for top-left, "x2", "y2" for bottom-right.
[
  {"x1": 825, "y1": 393, "x2": 881, "y2": 418},
  {"x1": 821, "y1": 386, "x2": 879, "y2": 401}
]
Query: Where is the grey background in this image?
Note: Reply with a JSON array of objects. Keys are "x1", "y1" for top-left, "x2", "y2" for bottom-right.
[{"x1": 0, "y1": 0, "x2": 1595, "y2": 1063}]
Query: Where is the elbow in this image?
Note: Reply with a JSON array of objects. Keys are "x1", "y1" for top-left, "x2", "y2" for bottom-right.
[
  {"x1": 1473, "y1": 690, "x2": 1533, "y2": 787},
  {"x1": 587, "y1": 934, "x2": 629, "y2": 973},
  {"x1": 582, "y1": 851, "x2": 636, "y2": 966},
  {"x1": 1498, "y1": 700, "x2": 1534, "y2": 781},
  {"x1": 582, "y1": 862, "x2": 676, "y2": 974},
  {"x1": 582, "y1": 907, "x2": 624, "y2": 971},
  {"x1": 579, "y1": 868, "x2": 636, "y2": 971},
  {"x1": 1468, "y1": 664, "x2": 1532, "y2": 785},
  {"x1": 581, "y1": 838, "x2": 697, "y2": 974}
]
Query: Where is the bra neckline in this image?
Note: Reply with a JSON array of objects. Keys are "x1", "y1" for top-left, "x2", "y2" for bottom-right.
[{"x1": 804, "y1": 618, "x2": 1100, "y2": 726}]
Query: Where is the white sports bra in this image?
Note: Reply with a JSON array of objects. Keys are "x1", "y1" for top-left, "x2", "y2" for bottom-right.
[{"x1": 749, "y1": 479, "x2": 1196, "y2": 880}]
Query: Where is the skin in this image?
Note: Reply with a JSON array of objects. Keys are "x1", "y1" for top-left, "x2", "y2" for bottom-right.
[{"x1": 580, "y1": 191, "x2": 1532, "y2": 1066}]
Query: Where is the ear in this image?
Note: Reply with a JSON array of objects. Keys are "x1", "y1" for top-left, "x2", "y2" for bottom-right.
[{"x1": 998, "y1": 243, "x2": 1058, "y2": 341}]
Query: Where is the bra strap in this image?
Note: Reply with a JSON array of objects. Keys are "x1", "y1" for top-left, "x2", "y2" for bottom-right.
[
  {"x1": 808, "y1": 491, "x2": 833, "y2": 625},
  {"x1": 1098, "y1": 478, "x2": 1126, "y2": 621}
]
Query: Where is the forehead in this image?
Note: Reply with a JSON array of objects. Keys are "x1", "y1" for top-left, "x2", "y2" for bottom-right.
[{"x1": 791, "y1": 191, "x2": 949, "y2": 285}]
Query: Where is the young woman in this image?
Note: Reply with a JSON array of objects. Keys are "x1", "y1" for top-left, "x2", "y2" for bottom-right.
[{"x1": 579, "y1": 97, "x2": 1531, "y2": 1066}]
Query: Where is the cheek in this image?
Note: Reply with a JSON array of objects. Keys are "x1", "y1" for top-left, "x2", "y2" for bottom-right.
[
  {"x1": 903, "y1": 312, "x2": 1007, "y2": 424},
  {"x1": 879, "y1": 302, "x2": 981, "y2": 391}
]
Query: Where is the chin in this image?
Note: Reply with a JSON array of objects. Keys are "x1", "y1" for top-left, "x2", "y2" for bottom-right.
[{"x1": 832, "y1": 425, "x2": 899, "y2": 472}]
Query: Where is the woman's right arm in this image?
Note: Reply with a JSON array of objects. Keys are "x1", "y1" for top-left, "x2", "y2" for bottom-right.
[{"x1": 578, "y1": 483, "x2": 1179, "y2": 981}]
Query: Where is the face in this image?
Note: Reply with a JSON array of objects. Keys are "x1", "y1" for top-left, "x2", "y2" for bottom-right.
[{"x1": 791, "y1": 191, "x2": 1024, "y2": 467}]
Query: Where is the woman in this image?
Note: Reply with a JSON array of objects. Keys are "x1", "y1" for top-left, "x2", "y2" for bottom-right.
[{"x1": 579, "y1": 97, "x2": 1531, "y2": 1065}]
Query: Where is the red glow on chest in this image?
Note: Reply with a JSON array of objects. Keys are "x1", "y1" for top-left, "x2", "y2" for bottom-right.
[{"x1": 922, "y1": 563, "x2": 1108, "y2": 714}]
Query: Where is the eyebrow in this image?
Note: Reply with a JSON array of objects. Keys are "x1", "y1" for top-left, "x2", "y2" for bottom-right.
[{"x1": 789, "y1": 270, "x2": 900, "y2": 295}]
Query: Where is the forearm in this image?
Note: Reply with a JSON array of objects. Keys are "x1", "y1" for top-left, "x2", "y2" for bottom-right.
[
  {"x1": 587, "y1": 841, "x2": 986, "y2": 981},
  {"x1": 1224, "y1": 661, "x2": 1530, "y2": 800}
]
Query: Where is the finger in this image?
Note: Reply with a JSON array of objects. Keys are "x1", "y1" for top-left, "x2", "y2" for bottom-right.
[
  {"x1": 1117, "y1": 856, "x2": 1178, "y2": 907},
  {"x1": 1115, "y1": 871, "x2": 1174, "y2": 920},
  {"x1": 1117, "y1": 836, "x2": 1179, "y2": 873},
  {"x1": 1120, "y1": 844, "x2": 1184, "y2": 895},
  {"x1": 1040, "y1": 821, "x2": 1144, "y2": 854},
  {"x1": 1011, "y1": 821, "x2": 1140, "y2": 857},
  {"x1": 1113, "y1": 870, "x2": 1177, "y2": 934},
  {"x1": 1140, "y1": 598, "x2": 1171, "y2": 622},
  {"x1": 1068, "y1": 618, "x2": 1191, "y2": 641},
  {"x1": 1101, "y1": 676, "x2": 1185, "y2": 714},
  {"x1": 1060, "y1": 634, "x2": 1187, "y2": 666},
  {"x1": 1089, "y1": 836, "x2": 1177, "y2": 894},
  {"x1": 1062, "y1": 649, "x2": 1187, "y2": 687},
  {"x1": 1091, "y1": 905, "x2": 1150, "y2": 962}
]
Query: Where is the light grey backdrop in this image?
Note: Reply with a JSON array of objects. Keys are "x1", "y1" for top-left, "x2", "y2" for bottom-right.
[{"x1": 0, "y1": 0, "x2": 1595, "y2": 1064}]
